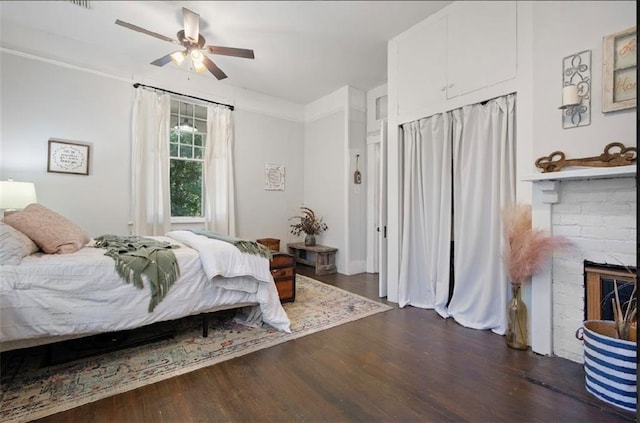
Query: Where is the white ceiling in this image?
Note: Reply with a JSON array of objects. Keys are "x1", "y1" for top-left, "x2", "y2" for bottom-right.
[{"x1": 0, "y1": 1, "x2": 452, "y2": 105}]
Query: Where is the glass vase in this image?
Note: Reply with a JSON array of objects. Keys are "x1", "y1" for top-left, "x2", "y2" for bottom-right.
[
  {"x1": 506, "y1": 283, "x2": 528, "y2": 350},
  {"x1": 304, "y1": 234, "x2": 316, "y2": 246}
]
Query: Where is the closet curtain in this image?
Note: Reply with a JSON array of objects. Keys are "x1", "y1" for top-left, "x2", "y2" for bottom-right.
[
  {"x1": 397, "y1": 113, "x2": 452, "y2": 315},
  {"x1": 131, "y1": 88, "x2": 171, "y2": 236},
  {"x1": 396, "y1": 93, "x2": 515, "y2": 334},
  {"x1": 204, "y1": 104, "x2": 236, "y2": 236},
  {"x1": 447, "y1": 94, "x2": 516, "y2": 334}
]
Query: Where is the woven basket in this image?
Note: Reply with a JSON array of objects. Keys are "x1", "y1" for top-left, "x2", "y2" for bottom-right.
[{"x1": 581, "y1": 320, "x2": 637, "y2": 412}]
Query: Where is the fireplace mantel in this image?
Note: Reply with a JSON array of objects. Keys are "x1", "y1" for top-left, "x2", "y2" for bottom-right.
[
  {"x1": 524, "y1": 165, "x2": 636, "y2": 183},
  {"x1": 523, "y1": 164, "x2": 636, "y2": 356}
]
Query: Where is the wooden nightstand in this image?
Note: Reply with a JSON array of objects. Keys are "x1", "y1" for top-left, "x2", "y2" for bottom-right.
[{"x1": 270, "y1": 253, "x2": 296, "y2": 303}]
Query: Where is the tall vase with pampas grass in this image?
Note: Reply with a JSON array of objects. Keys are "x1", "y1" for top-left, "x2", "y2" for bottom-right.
[{"x1": 502, "y1": 203, "x2": 571, "y2": 350}]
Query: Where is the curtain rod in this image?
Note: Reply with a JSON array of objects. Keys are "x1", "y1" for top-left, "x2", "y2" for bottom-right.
[{"x1": 133, "y1": 83, "x2": 234, "y2": 111}]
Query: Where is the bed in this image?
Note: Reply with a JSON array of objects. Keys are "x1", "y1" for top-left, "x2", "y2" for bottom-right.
[{"x1": 0, "y1": 209, "x2": 291, "y2": 352}]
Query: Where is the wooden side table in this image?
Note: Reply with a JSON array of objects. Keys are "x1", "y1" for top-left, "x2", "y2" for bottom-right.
[
  {"x1": 270, "y1": 253, "x2": 296, "y2": 302},
  {"x1": 287, "y1": 242, "x2": 337, "y2": 275}
]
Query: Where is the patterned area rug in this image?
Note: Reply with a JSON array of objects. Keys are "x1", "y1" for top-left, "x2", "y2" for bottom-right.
[{"x1": 0, "y1": 276, "x2": 391, "y2": 423}]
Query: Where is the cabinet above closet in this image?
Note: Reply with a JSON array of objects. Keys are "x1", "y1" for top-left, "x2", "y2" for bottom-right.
[{"x1": 393, "y1": 1, "x2": 517, "y2": 121}]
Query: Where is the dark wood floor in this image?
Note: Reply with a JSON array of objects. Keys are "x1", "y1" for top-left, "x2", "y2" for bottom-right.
[{"x1": 35, "y1": 265, "x2": 636, "y2": 423}]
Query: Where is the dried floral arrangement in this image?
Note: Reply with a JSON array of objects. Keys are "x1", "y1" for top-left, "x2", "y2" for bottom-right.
[
  {"x1": 289, "y1": 206, "x2": 328, "y2": 236},
  {"x1": 610, "y1": 271, "x2": 637, "y2": 341},
  {"x1": 502, "y1": 203, "x2": 572, "y2": 285}
]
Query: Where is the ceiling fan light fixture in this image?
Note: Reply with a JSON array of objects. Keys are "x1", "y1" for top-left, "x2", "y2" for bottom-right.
[
  {"x1": 170, "y1": 51, "x2": 186, "y2": 66},
  {"x1": 190, "y1": 49, "x2": 204, "y2": 64},
  {"x1": 193, "y1": 59, "x2": 207, "y2": 73},
  {"x1": 115, "y1": 7, "x2": 255, "y2": 81}
]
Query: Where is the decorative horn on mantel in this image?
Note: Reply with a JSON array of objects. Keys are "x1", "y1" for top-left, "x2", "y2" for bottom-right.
[{"x1": 535, "y1": 142, "x2": 637, "y2": 173}]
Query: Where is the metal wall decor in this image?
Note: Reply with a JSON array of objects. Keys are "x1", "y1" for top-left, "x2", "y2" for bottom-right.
[{"x1": 561, "y1": 50, "x2": 591, "y2": 129}]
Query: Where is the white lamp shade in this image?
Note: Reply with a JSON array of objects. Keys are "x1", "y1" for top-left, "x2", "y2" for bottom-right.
[{"x1": 0, "y1": 181, "x2": 37, "y2": 210}]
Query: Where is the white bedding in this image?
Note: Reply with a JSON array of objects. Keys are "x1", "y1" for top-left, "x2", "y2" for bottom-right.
[{"x1": 0, "y1": 235, "x2": 291, "y2": 351}]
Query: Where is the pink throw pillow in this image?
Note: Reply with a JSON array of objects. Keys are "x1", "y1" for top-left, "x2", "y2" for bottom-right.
[{"x1": 3, "y1": 203, "x2": 90, "y2": 254}]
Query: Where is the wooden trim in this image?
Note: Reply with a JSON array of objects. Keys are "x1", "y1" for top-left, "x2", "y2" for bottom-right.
[
  {"x1": 585, "y1": 272, "x2": 602, "y2": 321},
  {"x1": 584, "y1": 265, "x2": 636, "y2": 320},
  {"x1": 584, "y1": 266, "x2": 637, "y2": 280}
]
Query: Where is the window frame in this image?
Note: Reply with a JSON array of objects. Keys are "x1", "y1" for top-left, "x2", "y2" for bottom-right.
[{"x1": 169, "y1": 98, "x2": 208, "y2": 222}]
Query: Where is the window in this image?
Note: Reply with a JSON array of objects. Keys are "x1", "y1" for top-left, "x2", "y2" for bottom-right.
[{"x1": 169, "y1": 99, "x2": 207, "y2": 219}]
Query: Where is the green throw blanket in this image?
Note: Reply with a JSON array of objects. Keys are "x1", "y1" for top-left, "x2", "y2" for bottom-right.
[
  {"x1": 189, "y1": 230, "x2": 273, "y2": 260},
  {"x1": 94, "y1": 235, "x2": 180, "y2": 312}
]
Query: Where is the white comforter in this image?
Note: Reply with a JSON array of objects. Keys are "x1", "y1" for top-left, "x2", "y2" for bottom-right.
[{"x1": 0, "y1": 234, "x2": 291, "y2": 350}]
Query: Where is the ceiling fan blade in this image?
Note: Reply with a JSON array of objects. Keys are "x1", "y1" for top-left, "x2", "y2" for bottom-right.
[
  {"x1": 150, "y1": 53, "x2": 173, "y2": 67},
  {"x1": 182, "y1": 7, "x2": 200, "y2": 43},
  {"x1": 115, "y1": 19, "x2": 178, "y2": 44},
  {"x1": 206, "y1": 45, "x2": 255, "y2": 59},
  {"x1": 202, "y1": 56, "x2": 227, "y2": 80}
]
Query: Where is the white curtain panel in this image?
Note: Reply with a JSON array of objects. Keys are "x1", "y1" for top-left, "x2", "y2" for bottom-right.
[
  {"x1": 204, "y1": 104, "x2": 236, "y2": 236},
  {"x1": 397, "y1": 113, "x2": 452, "y2": 314},
  {"x1": 447, "y1": 94, "x2": 516, "y2": 334},
  {"x1": 131, "y1": 88, "x2": 171, "y2": 236}
]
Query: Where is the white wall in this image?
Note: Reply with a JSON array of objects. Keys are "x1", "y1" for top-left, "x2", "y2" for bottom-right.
[
  {"x1": 0, "y1": 53, "x2": 132, "y2": 236},
  {"x1": 347, "y1": 90, "x2": 367, "y2": 274},
  {"x1": 303, "y1": 109, "x2": 346, "y2": 271},
  {"x1": 531, "y1": 1, "x2": 636, "y2": 162},
  {"x1": 303, "y1": 86, "x2": 367, "y2": 275},
  {"x1": 234, "y1": 109, "x2": 304, "y2": 250},
  {"x1": 0, "y1": 52, "x2": 306, "y2": 241}
]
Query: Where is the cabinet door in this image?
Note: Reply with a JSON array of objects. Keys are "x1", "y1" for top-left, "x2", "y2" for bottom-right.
[
  {"x1": 446, "y1": 1, "x2": 517, "y2": 98},
  {"x1": 397, "y1": 17, "x2": 447, "y2": 117}
]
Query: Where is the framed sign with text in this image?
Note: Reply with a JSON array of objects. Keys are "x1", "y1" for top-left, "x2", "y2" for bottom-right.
[
  {"x1": 602, "y1": 26, "x2": 637, "y2": 113},
  {"x1": 47, "y1": 139, "x2": 90, "y2": 175},
  {"x1": 264, "y1": 163, "x2": 285, "y2": 191}
]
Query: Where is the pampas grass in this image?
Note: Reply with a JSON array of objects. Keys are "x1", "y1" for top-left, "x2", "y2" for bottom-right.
[{"x1": 503, "y1": 203, "x2": 571, "y2": 285}]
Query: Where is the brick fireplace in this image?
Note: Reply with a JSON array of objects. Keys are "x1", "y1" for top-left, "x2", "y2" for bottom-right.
[{"x1": 525, "y1": 165, "x2": 636, "y2": 363}]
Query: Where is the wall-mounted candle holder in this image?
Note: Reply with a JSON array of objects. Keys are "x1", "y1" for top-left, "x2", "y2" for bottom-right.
[{"x1": 559, "y1": 50, "x2": 591, "y2": 129}]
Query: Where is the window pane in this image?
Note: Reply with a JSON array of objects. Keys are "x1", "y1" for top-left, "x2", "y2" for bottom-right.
[
  {"x1": 179, "y1": 144, "x2": 192, "y2": 158},
  {"x1": 170, "y1": 143, "x2": 179, "y2": 157},
  {"x1": 195, "y1": 118, "x2": 206, "y2": 132},
  {"x1": 170, "y1": 131, "x2": 179, "y2": 143},
  {"x1": 170, "y1": 160, "x2": 203, "y2": 217},
  {"x1": 194, "y1": 133, "x2": 203, "y2": 146},
  {"x1": 182, "y1": 132, "x2": 194, "y2": 145},
  {"x1": 194, "y1": 146, "x2": 203, "y2": 159}
]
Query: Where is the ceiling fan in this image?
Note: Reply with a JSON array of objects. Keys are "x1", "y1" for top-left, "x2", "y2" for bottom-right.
[{"x1": 115, "y1": 7, "x2": 254, "y2": 80}]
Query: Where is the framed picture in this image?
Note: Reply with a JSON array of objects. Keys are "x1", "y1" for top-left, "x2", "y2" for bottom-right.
[
  {"x1": 602, "y1": 26, "x2": 637, "y2": 113},
  {"x1": 47, "y1": 139, "x2": 90, "y2": 175},
  {"x1": 265, "y1": 163, "x2": 285, "y2": 191}
]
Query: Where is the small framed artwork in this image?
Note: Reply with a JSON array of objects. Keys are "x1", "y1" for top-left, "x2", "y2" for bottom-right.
[
  {"x1": 265, "y1": 163, "x2": 285, "y2": 191},
  {"x1": 47, "y1": 139, "x2": 90, "y2": 175},
  {"x1": 602, "y1": 26, "x2": 637, "y2": 113}
]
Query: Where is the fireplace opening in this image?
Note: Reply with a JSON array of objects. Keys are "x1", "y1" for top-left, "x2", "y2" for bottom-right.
[{"x1": 584, "y1": 261, "x2": 637, "y2": 321}]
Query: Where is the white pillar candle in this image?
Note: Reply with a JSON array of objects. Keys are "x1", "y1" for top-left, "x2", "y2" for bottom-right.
[{"x1": 562, "y1": 85, "x2": 580, "y2": 106}]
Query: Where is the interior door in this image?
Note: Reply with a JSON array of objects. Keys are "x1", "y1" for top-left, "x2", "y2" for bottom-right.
[{"x1": 378, "y1": 120, "x2": 388, "y2": 298}]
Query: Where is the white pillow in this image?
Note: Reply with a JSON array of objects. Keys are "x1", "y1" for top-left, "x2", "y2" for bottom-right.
[{"x1": 0, "y1": 222, "x2": 39, "y2": 265}]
